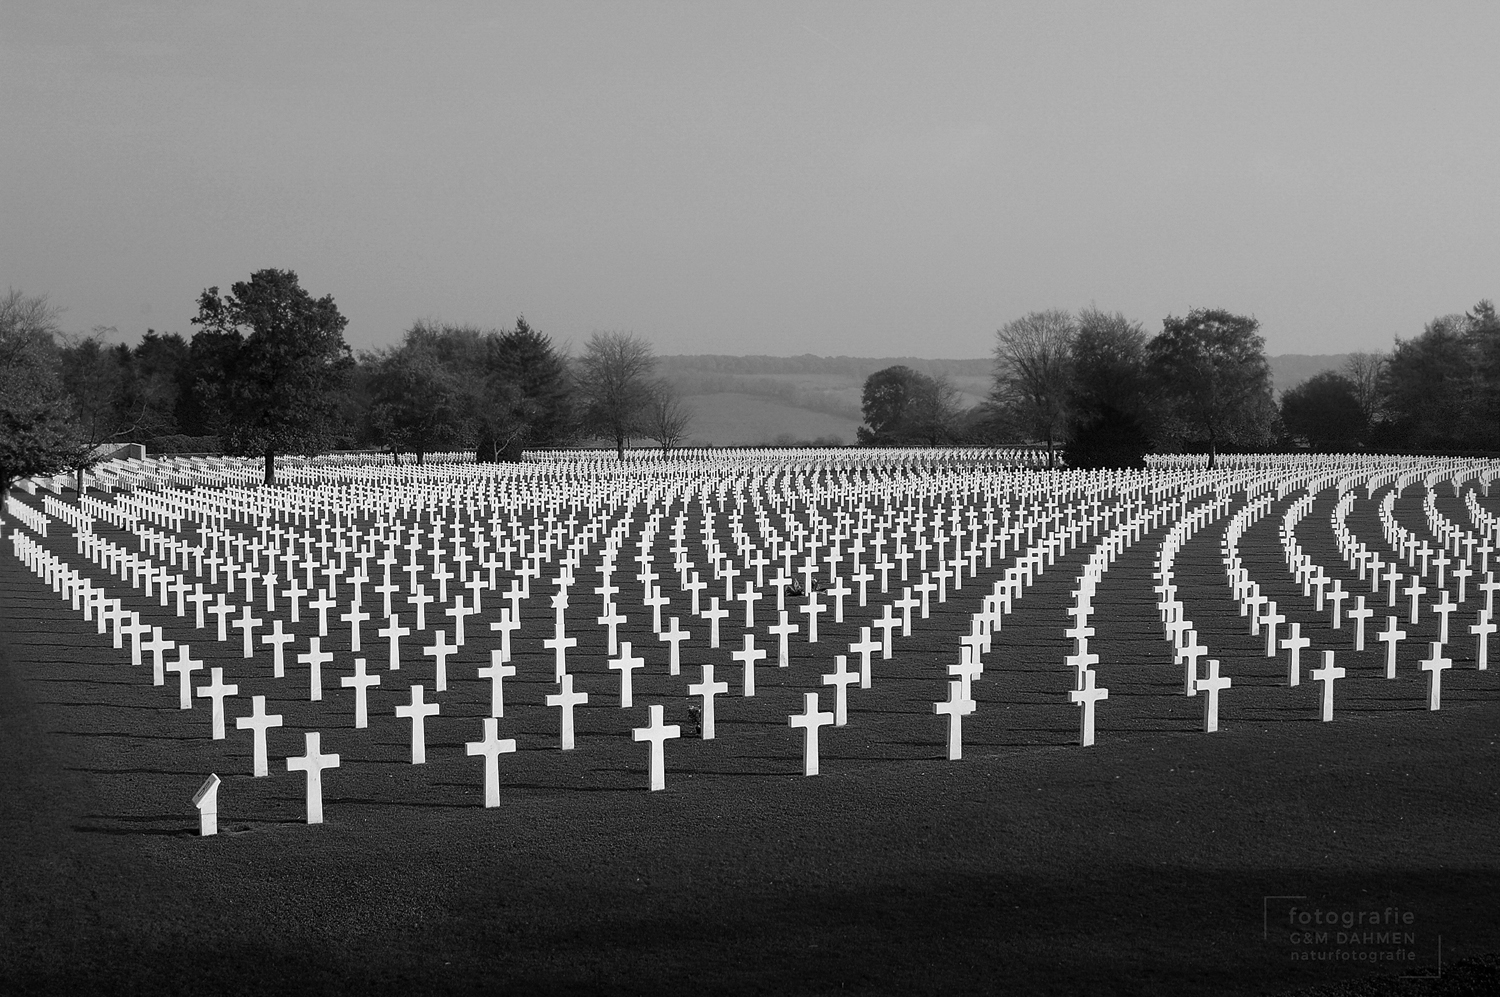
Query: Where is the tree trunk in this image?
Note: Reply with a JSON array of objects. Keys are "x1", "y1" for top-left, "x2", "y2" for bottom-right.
[
  {"x1": 75, "y1": 466, "x2": 85, "y2": 496},
  {"x1": 616, "y1": 434, "x2": 625, "y2": 460},
  {"x1": 264, "y1": 449, "x2": 275, "y2": 486},
  {"x1": 1207, "y1": 427, "x2": 1217, "y2": 470}
]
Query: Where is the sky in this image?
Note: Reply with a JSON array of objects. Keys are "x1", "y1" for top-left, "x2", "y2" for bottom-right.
[{"x1": 3, "y1": 1, "x2": 1498, "y2": 359}]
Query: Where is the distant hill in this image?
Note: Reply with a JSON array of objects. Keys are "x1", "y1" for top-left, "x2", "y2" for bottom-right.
[{"x1": 662, "y1": 353, "x2": 1352, "y2": 446}]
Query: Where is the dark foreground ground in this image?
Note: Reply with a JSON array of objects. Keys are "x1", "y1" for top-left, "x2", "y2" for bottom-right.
[{"x1": 3, "y1": 539, "x2": 1499, "y2": 996}]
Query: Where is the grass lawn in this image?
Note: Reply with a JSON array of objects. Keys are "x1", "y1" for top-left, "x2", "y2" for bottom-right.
[{"x1": 3, "y1": 491, "x2": 1499, "y2": 996}]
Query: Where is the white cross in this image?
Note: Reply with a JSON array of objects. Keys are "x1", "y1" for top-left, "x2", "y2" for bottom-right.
[
  {"x1": 848, "y1": 627, "x2": 880, "y2": 688},
  {"x1": 1261, "y1": 601, "x2": 1286, "y2": 655},
  {"x1": 1404, "y1": 577, "x2": 1426, "y2": 624},
  {"x1": 407, "y1": 585, "x2": 433, "y2": 631},
  {"x1": 1470, "y1": 610, "x2": 1495, "y2": 671},
  {"x1": 1432, "y1": 590, "x2": 1457, "y2": 644},
  {"x1": 446, "y1": 595, "x2": 476, "y2": 646},
  {"x1": 543, "y1": 626, "x2": 578, "y2": 683},
  {"x1": 873, "y1": 604, "x2": 900, "y2": 659},
  {"x1": 609, "y1": 641, "x2": 646, "y2": 708},
  {"x1": 1069, "y1": 668, "x2": 1109, "y2": 746},
  {"x1": 686, "y1": 663, "x2": 729, "y2": 739},
  {"x1": 377, "y1": 614, "x2": 410, "y2": 671},
  {"x1": 466, "y1": 717, "x2": 517, "y2": 807},
  {"x1": 737, "y1": 581, "x2": 762, "y2": 628},
  {"x1": 821, "y1": 654, "x2": 858, "y2": 726},
  {"x1": 309, "y1": 589, "x2": 336, "y2": 637},
  {"x1": 165, "y1": 645, "x2": 203, "y2": 710},
  {"x1": 488, "y1": 607, "x2": 520, "y2": 660},
  {"x1": 423, "y1": 628, "x2": 459, "y2": 692},
  {"x1": 788, "y1": 691, "x2": 835, "y2": 776},
  {"x1": 1196, "y1": 659, "x2": 1230, "y2": 733},
  {"x1": 934, "y1": 679, "x2": 977, "y2": 761},
  {"x1": 702, "y1": 597, "x2": 728, "y2": 648},
  {"x1": 122, "y1": 614, "x2": 151, "y2": 667},
  {"x1": 1347, "y1": 597, "x2": 1373, "y2": 651},
  {"x1": 261, "y1": 618, "x2": 295, "y2": 678},
  {"x1": 632, "y1": 704, "x2": 682, "y2": 792},
  {"x1": 731, "y1": 633, "x2": 767, "y2": 697},
  {"x1": 769, "y1": 611, "x2": 799, "y2": 668},
  {"x1": 1327, "y1": 582, "x2": 1349, "y2": 629},
  {"x1": 597, "y1": 604, "x2": 626, "y2": 655},
  {"x1": 286, "y1": 731, "x2": 340, "y2": 824},
  {"x1": 1377, "y1": 617, "x2": 1407, "y2": 679},
  {"x1": 195, "y1": 666, "x2": 239, "y2": 739},
  {"x1": 826, "y1": 576, "x2": 850, "y2": 623},
  {"x1": 1419, "y1": 641, "x2": 1452, "y2": 710},
  {"x1": 949, "y1": 658, "x2": 983, "y2": 701},
  {"x1": 644, "y1": 586, "x2": 669, "y2": 633},
  {"x1": 341, "y1": 602, "x2": 371, "y2": 653},
  {"x1": 297, "y1": 636, "x2": 333, "y2": 702},
  {"x1": 395, "y1": 684, "x2": 441, "y2": 764},
  {"x1": 235, "y1": 694, "x2": 283, "y2": 777},
  {"x1": 1280, "y1": 622, "x2": 1310, "y2": 687},
  {"x1": 545, "y1": 673, "x2": 589, "y2": 750},
  {"x1": 478, "y1": 650, "x2": 517, "y2": 717},
  {"x1": 658, "y1": 616, "x2": 691, "y2": 676},
  {"x1": 1310, "y1": 650, "x2": 1344, "y2": 722},
  {"x1": 340, "y1": 656, "x2": 381, "y2": 728}
]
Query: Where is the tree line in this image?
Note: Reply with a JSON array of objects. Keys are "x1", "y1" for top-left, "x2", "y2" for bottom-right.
[
  {"x1": 858, "y1": 300, "x2": 1500, "y2": 467},
  {"x1": 0, "y1": 270, "x2": 689, "y2": 490}
]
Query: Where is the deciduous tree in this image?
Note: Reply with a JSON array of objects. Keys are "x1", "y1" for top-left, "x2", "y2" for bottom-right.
[
  {"x1": 1148, "y1": 308, "x2": 1274, "y2": 468},
  {"x1": 0, "y1": 290, "x2": 83, "y2": 493},
  {"x1": 191, "y1": 270, "x2": 353, "y2": 484},
  {"x1": 575, "y1": 331, "x2": 657, "y2": 458},
  {"x1": 992, "y1": 309, "x2": 1075, "y2": 468}
]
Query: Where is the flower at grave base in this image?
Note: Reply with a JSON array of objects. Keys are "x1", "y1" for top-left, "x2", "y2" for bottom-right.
[{"x1": 686, "y1": 703, "x2": 702, "y2": 736}]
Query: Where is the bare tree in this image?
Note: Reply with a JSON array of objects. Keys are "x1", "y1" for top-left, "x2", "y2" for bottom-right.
[
  {"x1": 574, "y1": 331, "x2": 657, "y2": 458},
  {"x1": 1342, "y1": 351, "x2": 1386, "y2": 428},
  {"x1": 993, "y1": 309, "x2": 1076, "y2": 468},
  {"x1": 642, "y1": 381, "x2": 693, "y2": 452}
]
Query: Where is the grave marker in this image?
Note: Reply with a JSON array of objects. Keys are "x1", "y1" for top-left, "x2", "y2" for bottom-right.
[
  {"x1": 788, "y1": 692, "x2": 834, "y2": 776},
  {"x1": 286, "y1": 731, "x2": 339, "y2": 824},
  {"x1": 632, "y1": 704, "x2": 682, "y2": 791},
  {"x1": 465, "y1": 717, "x2": 516, "y2": 807}
]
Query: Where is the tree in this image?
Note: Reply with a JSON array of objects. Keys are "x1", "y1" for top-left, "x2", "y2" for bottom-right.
[
  {"x1": 992, "y1": 309, "x2": 1075, "y2": 468},
  {"x1": 574, "y1": 331, "x2": 657, "y2": 458},
  {"x1": 365, "y1": 322, "x2": 477, "y2": 463},
  {"x1": 1280, "y1": 371, "x2": 1366, "y2": 451},
  {"x1": 191, "y1": 270, "x2": 353, "y2": 484},
  {"x1": 1341, "y1": 352, "x2": 1386, "y2": 429},
  {"x1": 1148, "y1": 308, "x2": 1274, "y2": 468},
  {"x1": 479, "y1": 316, "x2": 574, "y2": 459},
  {"x1": 1379, "y1": 315, "x2": 1479, "y2": 451},
  {"x1": 56, "y1": 326, "x2": 137, "y2": 492},
  {"x1": 856, "y1": 365, "x2": 950, "y2": 445},
  {"x1": 641, "y1": 382, "x2": 693, "y2": 452},
  {"x1": 0, "y1": 289, "x2": 83, "y2": 493}
]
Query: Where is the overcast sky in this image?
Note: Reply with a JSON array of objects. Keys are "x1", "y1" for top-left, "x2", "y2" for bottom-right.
[{"x1": 4, "y1": 2, "x2": 1497, "y2": 358}]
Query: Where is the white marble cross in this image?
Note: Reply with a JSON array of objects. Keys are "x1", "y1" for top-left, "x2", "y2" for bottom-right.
[
  {"x1": 1280, "y1": 622, "x2": 1309, "y2": 687},
  {"x1": 731, "y1": 633, "x2": 766, "y2": 697},
  {"x1": 1377, "y1": 617, "x2": 1407, "y2": 679},
  {"x1": 423, "y1": 629, "x2": 458, "y2": 692},
  {"x1": 395, "y1": 684, "x2": 441, "y2": 764},
  {"x1": 1347, "y1": 597, "x2": 1373, "y2": 651},
  {"x1": 686, "y1": 663, "x2": 729, "y2": 739},
  {"x1": 1310, "y1": 650, "x2": 1344, "y2": 722},
  {"x1": 821, "y1": 654, "x2": 858, "y2": 726},
  {"x1": 340, "y1": 656, "x2": 381, "y2": 728},
  {"x1": 1419, "y1": 641, "x2": 1452, "y2": 710},
  {"x1": 632, "y1": 704, "x2": 682, "y2": 791},
  {"x1": 545, "y1": 673, "x2": 589, "y2": 750},
  {"x1": 1470, "y1": 609, "x2": 1495, "y2": 670},
  {"x1": 934, "y1": 679, "x2": 977, "y2": 761},
  {"x1": 286, "y1": 731, "x2": 339, "y2": 824},
  {"x1": 609, "y1": 641, "x2": 646, "y2": 708},
  {"x1": 478, "y1": 651, "x2": 517, "y2": 717},
  {"x1": 788, "y1": 691, "x2": 834, "y2": 776},
  {"x1": 1196, "y1": 659, "x2": 1230, "y2": 733},
  {"x1": 235, "y1": 694, "x2": 283, "y2": 777},
  {"x1": 166, "y1": 645, "x2": 203, "y2": 710},
  {"x1": 1069, "y1": 668, "x2": 1109, "y2": 746},
  {"x1": 195, "y1": 666, "x2": 238, "y2": 739},
  {"x1": 465, "y1": 717, "x2": 516, "y2": 807},
  {"x1": 297, "y1": 636, "x2": 333, "y2": 701}
]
